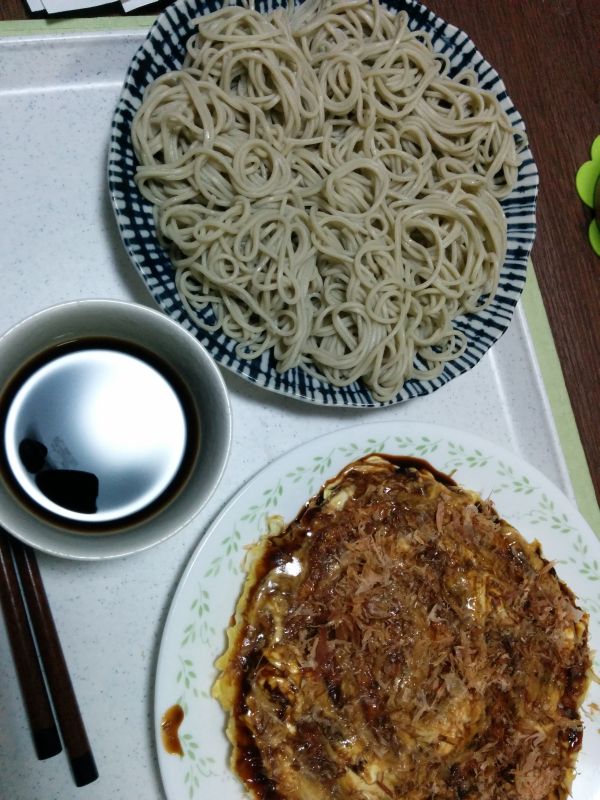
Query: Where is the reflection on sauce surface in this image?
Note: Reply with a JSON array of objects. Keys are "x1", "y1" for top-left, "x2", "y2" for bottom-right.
[
  {"x1": 160, "y1": 704, "x2": 184, "y2": 756},
  {"x1": 0, "y1": 337, "x2": 199, "y2": 532}
]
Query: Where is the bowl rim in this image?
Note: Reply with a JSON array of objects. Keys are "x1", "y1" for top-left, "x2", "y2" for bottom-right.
[{"x1": 0, "y1": 298, "x2": 233, "y2": 561}]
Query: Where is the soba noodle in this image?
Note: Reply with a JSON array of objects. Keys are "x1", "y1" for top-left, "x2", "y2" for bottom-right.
[{"x1": 132, "y1": 0, "x2": 522, "y2": 402}]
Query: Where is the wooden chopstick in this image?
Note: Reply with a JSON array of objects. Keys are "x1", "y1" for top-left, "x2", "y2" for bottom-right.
[
  {"x1": 10, "y1": 538, "x2": 99, "y2": 788},
  {"x1": 0, "y1": 529, "x2": 62, "y2": 761},
  {"x1": 0, "y1": 527, "x2": 99, "y2": 787}
]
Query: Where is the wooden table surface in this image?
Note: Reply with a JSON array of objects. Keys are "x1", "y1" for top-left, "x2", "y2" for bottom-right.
[{"x1": 2, "y1": 0, "x2": 599, "y2": 506}]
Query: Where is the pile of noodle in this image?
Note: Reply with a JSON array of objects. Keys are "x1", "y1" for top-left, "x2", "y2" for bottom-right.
[{"x1": 132, "y1": 0, "x2": 522, "y2": 402}]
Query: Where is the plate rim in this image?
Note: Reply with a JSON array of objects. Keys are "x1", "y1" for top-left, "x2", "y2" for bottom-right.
[
  {"x1": 108, "y1": 0, "x2": 539, "y2": 408},
  {"x1": 153, "y1": 419, "x2": 600, "y2": 800}
]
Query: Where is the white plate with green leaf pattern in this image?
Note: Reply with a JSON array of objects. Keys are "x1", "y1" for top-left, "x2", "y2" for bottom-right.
[{"x1": 154, "y1": 421, "x2": 600, "y2": 800}]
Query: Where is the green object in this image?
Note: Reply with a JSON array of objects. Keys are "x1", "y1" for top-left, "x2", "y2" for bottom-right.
[
  {"x1": 589, "y1": 216, "x2": 600, "y2": 257},
  {"x1": 575, "y1": 135, "x2": 600, "y2": 256}
]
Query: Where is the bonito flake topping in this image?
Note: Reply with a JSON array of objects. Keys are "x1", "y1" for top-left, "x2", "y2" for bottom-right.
[{"x1": 213, "y1": 455, "x2": 591, "y2": 800}]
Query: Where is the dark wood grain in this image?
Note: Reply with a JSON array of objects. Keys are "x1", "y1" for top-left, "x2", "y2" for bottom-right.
[
  {"x1": 0, "y1": 529, "x2": 62, "y2": 761},
  {"x1": 1, "y1": 0, "x2": 598, "y2": 505},
  {"x1": 10, "y1": 541, "x2": 99, "y2": 787},
  {"x1": 423, "y1": 1, "x2": 600, "y2": 507}
]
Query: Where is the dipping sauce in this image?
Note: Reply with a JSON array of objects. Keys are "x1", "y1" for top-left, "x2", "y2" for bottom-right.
[
  {"x1": 161, "y1": 704, "x2": 184, "y2": 756},
  {"x1": 0, "y1": 337, "x2": 199, "y2": 532}
]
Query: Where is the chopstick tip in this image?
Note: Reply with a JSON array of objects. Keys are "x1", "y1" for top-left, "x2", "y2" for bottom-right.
[
  {"x1": 33, "y1": 726, "x2": 62, "y2": 761},
  {"x1": 71, "y1": 751, "x2": 99, "y2": 787}
]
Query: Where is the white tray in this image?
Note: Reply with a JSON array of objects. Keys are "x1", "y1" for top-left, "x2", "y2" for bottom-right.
[{"x1": 0, "y1": 29, "x2": 597, "y2": 800}]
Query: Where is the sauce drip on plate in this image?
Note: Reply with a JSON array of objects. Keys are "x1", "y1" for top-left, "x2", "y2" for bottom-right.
[{"x1": 160, "y1": 704, "x2": 184, "y2": 756}]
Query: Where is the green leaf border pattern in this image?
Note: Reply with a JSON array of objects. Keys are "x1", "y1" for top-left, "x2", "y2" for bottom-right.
[
  {"x1": 203, "y1": 529, "x2": 242, "y2": 578},
  {"x1": 181, "y1": 731, "x2": 217, "y2": 797},
  {"x1": 171, "y1": 582, "x2": 220, "y2": 795},
  {"x1": 170, "y1": 433, "x2": 600, "y2": 795}
]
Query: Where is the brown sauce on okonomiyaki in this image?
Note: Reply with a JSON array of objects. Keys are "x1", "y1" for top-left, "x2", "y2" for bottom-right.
[{"x1": 216, "y1": 455, "x2": 590, "y2": 800}]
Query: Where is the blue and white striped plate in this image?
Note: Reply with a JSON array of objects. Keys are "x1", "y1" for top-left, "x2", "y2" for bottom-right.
[{"x1": 108, "y1": 0, "x2": 539, "y2": 407}]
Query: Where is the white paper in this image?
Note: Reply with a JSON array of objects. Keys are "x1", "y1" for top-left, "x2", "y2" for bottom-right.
[
  {"x1": 41, "y1": 0, "x2": 112, "y2": 12},
  {"x1": 26, "y1": 0, "x2": 155, "y2": 13},
  {"x1": 121, "y1": 0, "x2": 155, "y2": 11}
]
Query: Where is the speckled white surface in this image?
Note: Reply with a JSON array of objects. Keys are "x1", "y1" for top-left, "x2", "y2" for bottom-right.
[{"x1": 0, "y1": 30, "x2": 573, "y2": 800}]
